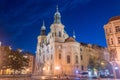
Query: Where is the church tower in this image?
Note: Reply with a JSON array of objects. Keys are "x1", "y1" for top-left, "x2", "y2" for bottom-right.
[
  {"x1": 35, "y1": 21, "x2": 47, "y2": 75},
  {"x1": 50, "y1": 6, "x2": 68, "y2": 42},
  {"x1": 38, "y1": 21, "x2": 46, "y2": 44}
]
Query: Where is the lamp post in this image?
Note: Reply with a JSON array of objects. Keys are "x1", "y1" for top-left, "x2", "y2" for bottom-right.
[
  {"x1": 26, "y1": 68, "x2": 30, "y2": 75},
  {"x1": 55, "y1": 66, "x2": 60, "y2": 76},
  {"x1": 110, "y1": 61, "x2": 117, "y2": 80}
]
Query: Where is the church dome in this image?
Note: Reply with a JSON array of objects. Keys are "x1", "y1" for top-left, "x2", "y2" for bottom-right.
[
  {"x1": 109, "y1": 16, "x2": 120, "y2": 22},
  {"x1": 65, "y1": 37, "x2": 76, "y2": 42},
  {"x1": 54, "y1": 6, "x2": 61, "y2": 24}
]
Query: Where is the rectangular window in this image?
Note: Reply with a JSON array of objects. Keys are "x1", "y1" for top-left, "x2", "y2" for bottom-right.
[
  {"x1": 115, "y1": 26, "x2": 120, "y2": 33},
  {"x1": 81, "y1": 66, "x2": 84, "y2": 70},
  {"x1": 111, "y1": 38, "x2": 113, "y2": 44},
  {"x1": 67, "y1": 55, "x2": 70, "y2": 64},
  {"x1": 51, "y1": 54, "x2": 52, "y2": 60},
  {"x1": 107, "y1": 39, "x2": 110, "y2": 45},
  {"x1": 106, "y1": 29, "x2": 107, "y2": 33},
  {"x1": 81, "y1": 55, "x2": 83, "y2": 60},
  {"x1": 43, "y1": 55, "x2": 45, "y2": 62},
  {"x1": 80, "y1": 48, "x2": 82, "y2": 51},
  {"x1": 118, "y1": 37, "x2": 120, "y2": 44},
  {"x1": 59, "y1": 53, "x2": 61, "y2": 59},
  {"x1": 109, "y1": 28, "x2": 112, "y2": 33}
]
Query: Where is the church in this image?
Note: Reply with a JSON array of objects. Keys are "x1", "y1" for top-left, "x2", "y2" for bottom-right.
[
  {"x1": 34, "y1": 6, "x2": 81, "y2": 76},
  {"x1": 34, "y1": 6, "x2": 111, "y2": 77}
]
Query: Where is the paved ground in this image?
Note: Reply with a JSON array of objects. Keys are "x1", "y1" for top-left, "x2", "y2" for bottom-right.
[
  {"x1": 0, "y1": 78, "x2": 120, "y2": 80},
  {"x1": 0, "y1": 75, "x2": 120, "y2": 80}
]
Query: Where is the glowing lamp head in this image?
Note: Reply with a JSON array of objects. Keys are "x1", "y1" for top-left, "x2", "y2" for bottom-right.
[
  {"x1": 26, "y1": 68, "x2": 29, "y2": 72},
  {"x1": 114, "y1": 67, "x2": 118, "y2": 70},
  {"x1": 55, "y1": 66, "x2": 60, "y2": 70},
  {"x1": 43, "y1": 67, "x2": 46, "y2": 71},
  {"x1": 75, "y1": 70, "x2": 79, "y2": 74}
]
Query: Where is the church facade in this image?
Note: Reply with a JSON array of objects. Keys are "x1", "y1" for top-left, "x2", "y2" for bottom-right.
[
  {"x1": 34, "y1": 7, "x2": 81, "y2": 75},
  {"x1": 34, "y1": 7, "x2": 109, "y2": 76}
]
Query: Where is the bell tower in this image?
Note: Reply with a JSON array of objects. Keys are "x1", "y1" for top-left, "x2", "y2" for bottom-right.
[{"x1": 50, "y1": 6, "x2": 68, "y2": 42}]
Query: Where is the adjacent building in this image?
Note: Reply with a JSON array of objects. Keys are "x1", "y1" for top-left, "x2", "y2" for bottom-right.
[
  {"x1": 22, "y1": 52, "x2": 35, "y2": 74},
  {"x1": 0, "y1": 45, "x2": 11, "y2": 74},
  {"x1": 104, "y1": 16, "x2": 120, "y2": 65},
  {"x1": 0, "y1": 43, "x2": 34, "y2": 75},
  {"x1": 80, "y1": 43, "x2": 109, "y2": 71}
]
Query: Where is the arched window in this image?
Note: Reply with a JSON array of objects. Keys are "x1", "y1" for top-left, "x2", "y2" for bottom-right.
[
  {"x1": 43, "y1": 55, "x2": 45, "y2": 62},
  {"x1": 76, "y1": 55, "x2": 78, "y2": 64},
  {"x1": 59, "y1": 31, "x2": 61, "y2": 37},
  {"x1": 67, "y1": 55, "x2": 70, "y2": 64},
  {"x1": 55, "y1": 32, "x2": 56, "y2": 36},
  {"x1": 51, "y1": 54, "x2": 53, "y2": 60},
  {"x1": 81, "y1": 55, "x2": 83, "y2": 60}
]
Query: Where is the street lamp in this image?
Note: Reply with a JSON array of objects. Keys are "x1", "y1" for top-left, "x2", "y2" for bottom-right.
[
  {"x1": 55, "y1": 66, "x2": 60, "y2": 75},
  {"x1": 110, "y1": 61, "x2": 117, "y2": 80},
  {"x1": 26, "y1": 68, "x2": 30, "y2": 74}
]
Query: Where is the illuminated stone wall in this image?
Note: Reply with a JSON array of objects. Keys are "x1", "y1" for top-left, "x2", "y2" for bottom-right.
[{"x1": 104, "y1": 16, "x2": 120, "y2": 65}]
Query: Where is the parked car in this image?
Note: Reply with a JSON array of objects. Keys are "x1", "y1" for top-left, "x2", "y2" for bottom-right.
[{"x1": 80, "y1": 71, "x2": 89, "y2": 78}]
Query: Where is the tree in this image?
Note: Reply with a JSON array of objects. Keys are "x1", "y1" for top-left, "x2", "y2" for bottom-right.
[
  {"x1": 88, "y1": 56, "x2": 109, "y2": 77},
  {"x1": 5, "y1": 50, "x2": 29, "y2": 75}
]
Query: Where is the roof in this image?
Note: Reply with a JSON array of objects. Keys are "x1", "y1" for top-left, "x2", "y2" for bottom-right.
[
  {"x1": 65, "y1": 37, "x2": 76, "y2": 42},
  {"x1": 109, "y1": 16, "x2": 120, "y2": 22}
]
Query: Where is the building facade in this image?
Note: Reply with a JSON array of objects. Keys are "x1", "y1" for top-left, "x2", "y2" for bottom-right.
[
  {"x1": 22, "y1": 52, "x2": 35, "y2": 74},
  {"x1": 35, "y1": 7, "x2": 81, "y2": 76},
  {"x1": 104, "y1": 16, "x2": 120, "y2": 65},
  {"x1": 0, "y1": 43, "x2": 34, "y2": 75},
  {"x1": 34, "y1": 7, "x2": 109, "y2": 76},
  {"x1": 80, "y1": 43, "x2": 109, "y2": 71},
  {"x1": 0, "y1": 45, "x2": 11, "y2": 74}
]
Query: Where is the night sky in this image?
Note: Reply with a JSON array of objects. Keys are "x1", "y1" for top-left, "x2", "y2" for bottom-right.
[{"x1": 0, "y1": 0, "x2": 120, "y2": 54}]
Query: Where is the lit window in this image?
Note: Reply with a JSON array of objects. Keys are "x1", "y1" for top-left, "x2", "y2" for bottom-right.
[
  {"x1": 67, "y1": 55, "x2": 70, "y2": 64},
  {"x1": 24, "y1": 56, "x2": 28, "y2": 58}
]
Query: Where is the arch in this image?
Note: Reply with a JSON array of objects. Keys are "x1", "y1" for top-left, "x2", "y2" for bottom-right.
[{"x1": 59, "y1": 31, "x2": 61, "y2": 37}]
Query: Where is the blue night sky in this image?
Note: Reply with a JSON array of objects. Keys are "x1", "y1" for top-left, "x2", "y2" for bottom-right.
[{"x1": 0, "y1": 0, "x2": 120, "y2": 54}]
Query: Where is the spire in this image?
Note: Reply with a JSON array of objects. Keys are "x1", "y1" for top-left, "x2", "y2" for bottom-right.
[
  {"x1": 73, "y1": 31, "x2": 76, "y2": 39},
  {"x1": 56, "y1": 5, "x2": 59, "y2": 12},
  {"x1": 41, "y1": 20, "x2": 46, "y2": 30},
  {"x1": 0, "y1": 41, "x2": 1, "y2": 46},
  {"x1": 54, "y1": 5, "x2": 61, "y2": 24},
  {"x1": 40, "y1": 20, "x2": 46, "y2": 35}
]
